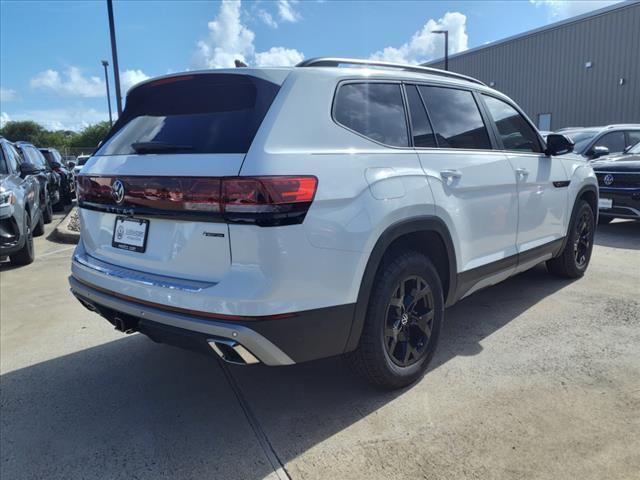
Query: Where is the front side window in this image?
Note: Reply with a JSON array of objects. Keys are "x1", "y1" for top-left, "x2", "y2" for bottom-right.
[
  {"x1": 0, "y1": 147, "x2": 8, "y2": 175},
  {"x1": 595, "y1": 131, "x2": 625, "y2": 154},
  {"x1": 418, "y1": 86, "x2": 492, "y2": 150},
  {"x1": 483, "y1": 95, "x2": 541, "y2": 153},
  {"x1": 334, "y1": 82, "x2": 408, "y2": 147},
  {"x1": 405, "y1": 85, "x2": 436, "y2": 148}
]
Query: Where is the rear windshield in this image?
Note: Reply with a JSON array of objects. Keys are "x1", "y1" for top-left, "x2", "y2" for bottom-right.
[{"x1": 95, "y1": 74, "x2": 280, "y2": 156}]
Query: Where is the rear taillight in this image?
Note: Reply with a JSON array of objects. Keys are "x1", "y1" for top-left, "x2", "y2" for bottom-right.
[{"x1": 77, "y1": 176, "x2": 317, "y2": 226}]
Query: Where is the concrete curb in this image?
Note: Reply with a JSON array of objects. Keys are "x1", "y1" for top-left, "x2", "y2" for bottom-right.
[{"x1": 52, "y1": 207, "x2": 80, "y2": 244}]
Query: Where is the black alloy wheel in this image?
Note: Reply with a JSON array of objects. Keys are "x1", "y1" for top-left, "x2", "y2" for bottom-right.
[{"x1": 384, "y1": 275, "x2": 435, "y2": 367}]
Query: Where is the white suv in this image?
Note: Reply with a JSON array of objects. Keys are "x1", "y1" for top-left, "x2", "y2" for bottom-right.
[{"x1": 70, "y1": 58, "x2": 598, "y2": 389}]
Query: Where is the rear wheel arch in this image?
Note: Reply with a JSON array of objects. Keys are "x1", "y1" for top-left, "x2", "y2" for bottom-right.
[{"x1": 344, "y1": 216, "x2": 457, "y2": 353}]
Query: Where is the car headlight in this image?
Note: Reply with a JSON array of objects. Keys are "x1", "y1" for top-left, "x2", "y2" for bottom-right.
[{"x1": 0, "y1": 191, "x2": 16, "y2": 208}]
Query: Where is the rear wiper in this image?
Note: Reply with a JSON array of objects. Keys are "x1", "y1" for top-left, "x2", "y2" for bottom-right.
[{"x1": 131, "y1": 142, "x2": 193, "y2": 154}]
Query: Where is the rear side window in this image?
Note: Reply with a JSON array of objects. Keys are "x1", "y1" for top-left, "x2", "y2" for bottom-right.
[
  {"x1": 405, "y1": 85, "x2": 436, "y2": 148},
  {"x1": 96, "y1": 74, "x2": 280, "y2": 156},
  {"x1": 334, "y1": 83, "x2": 408, "y2": 147},
  {"x1": 627, "y1": 130, "x2": 640, "y2": 148},
  {"x1": 482, "y1": 95, "x2": 541, "y2": 153},
  {"x1": 419, "y1": 86, "x2": 492, "y2": 150}
]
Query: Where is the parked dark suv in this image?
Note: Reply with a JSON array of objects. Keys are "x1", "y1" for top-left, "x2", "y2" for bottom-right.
[
  {"x1": 1, "y1": 138, "x2": 45, "y2": 265},
  {"x1": 14, "y1": 142, "x2": 59, "y2": 223},
  {"x1": 40, "y1": 147, "x2": 75, "y2": 205},
  {"x1": 593, "y1": 141, "x2": 640, "y2": 223}
]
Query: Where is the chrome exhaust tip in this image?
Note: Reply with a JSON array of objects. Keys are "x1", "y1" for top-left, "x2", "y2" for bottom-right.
[{"x1": 208, "y1": 339, "x2": 260, "y2": 365}]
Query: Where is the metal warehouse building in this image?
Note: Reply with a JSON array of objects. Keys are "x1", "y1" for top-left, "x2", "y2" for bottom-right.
[{"x1": 424, "y1": 1, "x2": 640, "y2": 131}]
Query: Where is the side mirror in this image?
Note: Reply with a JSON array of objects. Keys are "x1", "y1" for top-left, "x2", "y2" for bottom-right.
[
  {"x1": 51, "y1": 161, "x2": 63, "y2": 169},
  {"x1": 67, "y1": 161, "x2": 76, "y2": 168},
  {"x1": 545, "y1": 134, "x2": 574, "y2": 156},
  {"x1": 19, "y1": 162, "x2": 42, "y2": 177},
  {"x1": 587, "y1": 146, "x2": 610, "y2": 160}
]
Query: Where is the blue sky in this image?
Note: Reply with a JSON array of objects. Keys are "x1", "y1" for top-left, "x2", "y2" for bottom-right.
[{"x1": 0, "y1": 0, "x2": 621, "y2": 130}]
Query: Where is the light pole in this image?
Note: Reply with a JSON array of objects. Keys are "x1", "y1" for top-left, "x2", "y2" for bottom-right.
[
  {"x1": 432, "y1": 30, "x2": 449, "y2": 71},
  {"x1": 101, "y1": 60, "x2": 113, "y2": 126},
  {"x1": 106, "y1": 0, "x2": 123, "y2": 116}
]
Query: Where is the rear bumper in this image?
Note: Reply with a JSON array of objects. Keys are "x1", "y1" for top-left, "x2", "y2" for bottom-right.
[{"x1": 69, "y1": 275, "x2": 355, "y2": 365}]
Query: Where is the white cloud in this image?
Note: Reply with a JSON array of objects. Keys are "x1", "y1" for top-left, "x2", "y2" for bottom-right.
[
  {"x1": 193, "y1": 0, "x2": 255, "y2": 68},
  {"x1": 0, "y1": 112, "x2": 11, "y2": 127},
  {"x1": 30, "y1": 67, "x2": 104, "y2": 98},
  {"x1": 0, "y1": 87, "x2": 19, "y2": 102},
  {"x1": 277, "y1": 0, "x2": 301, "y2": 23},
  {"x1": 2, "y1": 107, "x2": 106, "y2": 131},
  {"x1": 120, "y1": 69, "x2": 150, "y2": 93},
  {"x1": 258, "y1": 9, "x2": 278, "y2": 28},
  {"x1": 254, "y1": 47, "x2": 304, "y2": 67},
  {"x1": 29, "y1": 67, "x2": 150, "y2": 98},
  {"x1": 530, "y1": 0, "x2": 621, "y2": 19},
  {"x1": 370, "y1": 12, "x2": 468, "y2": 64},
  {"x1": 192, "y1": 0, "x2": 304, "y2": 68}
]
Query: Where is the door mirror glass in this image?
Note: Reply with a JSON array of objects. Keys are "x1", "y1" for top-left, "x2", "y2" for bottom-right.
[
  {"x1": 545, "y1": 134, "x2": 574, "y2": 156},
  {"x1": 19, "y1": 162, "x2": 41, "y2": 177},
  {"x1": 588, "y1": 146, "x2": 610, "y2": 159}
]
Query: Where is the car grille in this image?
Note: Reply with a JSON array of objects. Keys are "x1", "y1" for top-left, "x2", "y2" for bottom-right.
[{"x1": 596, "y1": 172, "x2": 640, "y2": 189}]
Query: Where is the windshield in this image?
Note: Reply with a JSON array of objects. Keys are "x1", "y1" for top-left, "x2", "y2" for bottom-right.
[
  {"x1": 561, "y1": 129, "x2": 599, "y2": 153},
  {"x1": 95, "y1": 74, "x2": 280, "y2": 156}
]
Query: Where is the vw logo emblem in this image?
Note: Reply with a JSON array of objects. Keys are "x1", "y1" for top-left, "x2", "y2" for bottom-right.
[
  {"x1": 603, "y1": 174, "x2": 614, "y2": 186},
  {"x1": 112, "y1": 179, "x2": 125, "y2": 204}
]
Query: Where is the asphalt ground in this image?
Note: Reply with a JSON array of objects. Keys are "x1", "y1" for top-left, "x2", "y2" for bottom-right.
[{"x1": 1, "y1": 210, "x2": 638, "y2": 480}]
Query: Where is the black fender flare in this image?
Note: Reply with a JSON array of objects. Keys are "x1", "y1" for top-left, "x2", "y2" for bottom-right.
[
  {"x1": 556, "y1": 183, "x2": 599, "y2": 256},
  {"x1": 343, "y1": 216, "x2": 457, "y2": 353}
]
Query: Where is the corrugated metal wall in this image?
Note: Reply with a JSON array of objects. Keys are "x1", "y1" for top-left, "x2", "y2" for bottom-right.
[{"x1": 426, "y1": 2, "x2": 640, "y2": 130}]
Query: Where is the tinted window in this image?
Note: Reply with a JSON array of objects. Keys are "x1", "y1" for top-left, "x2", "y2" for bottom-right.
[
  {"x1": 96, "y1": 74, "x2": 280, "y2": 155},
  {"x1": 419, "y1": 86, "x2": 491, "y2": 150},
  {"x1": 26, "y1": 147, "x2": 46, "y2": 167},
  {"x1": 40, "y1": 150, "x2": 55, "y2": 166},
  {"x1": 334, "y1": 83, "x2": 408, "y2": 147},
  {"x1": 405, "y1": 85, "x2": 436, "y2": 148},
  {"x1": 563, "y1": 129, "x2": 599, "y2": 154},
  {"x1": 2, "y1": 144, "x2": 19, "y2": 173},
  {"x1": 483, "y1": 95, "x2": 541, "y2": 153},
  {"x1": 0, "y1": 147, "x2": 7, "y2": 175},
  {"x1": 626, "y1": 130, "x2": 640, "y2": 148},
  {"x1": 596, "y1": 131, "x2": 625, "y2": 154}
]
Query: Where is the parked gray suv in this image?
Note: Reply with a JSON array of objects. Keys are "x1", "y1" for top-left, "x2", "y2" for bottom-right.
[{"x1": 0, "y1": 138, "x2": 45, "y2": 265}]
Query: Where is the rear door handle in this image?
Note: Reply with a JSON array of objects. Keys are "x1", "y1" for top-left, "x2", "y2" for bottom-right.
[
  {"x1": 515, "y1": 167, "x2": 529, "y2": 178},
  {"x1": 440, "y1": 169, "x2": 462, "y2": 182}
]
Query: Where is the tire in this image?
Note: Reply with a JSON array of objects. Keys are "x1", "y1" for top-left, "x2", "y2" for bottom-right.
[
  {"x1": 32, "y1": 211, "x2": 45, "y2": 237},
  {"x1": 598, "y1": 216, "x2": 613, "y2": 225},
  {"x1": 43, "y1": 199, "x2": 53, "y2": 224},
  {"x1": 10, "y1": 216, "x2": 35, "y2": 266},
  {"x1": 547, "y1": 200, "x2": 595, "y2": 278},
  {"x1": 347, "y1": 251, "x2": 444, "y2": 389}
]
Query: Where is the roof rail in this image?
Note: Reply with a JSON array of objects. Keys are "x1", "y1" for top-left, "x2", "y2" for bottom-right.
[{"x1": 296, "y1": 57, "x2": 486, "y2": 87}]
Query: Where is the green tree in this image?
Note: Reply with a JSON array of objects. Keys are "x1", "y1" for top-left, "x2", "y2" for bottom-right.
[
  {"x1": 70, "y1": 121, "x2": 111, "y2": 149},
  {"x1": 0, "y1": 121, "x2": 47, "y2": 145}
]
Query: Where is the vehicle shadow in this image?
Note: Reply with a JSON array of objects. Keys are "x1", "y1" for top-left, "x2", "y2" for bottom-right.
[
  {"x1": 0, "y1": 265, "x2": 573, "y2": 479},
  {"x1": 594, "y1": 220, "x2": 639, "y2": 250}
]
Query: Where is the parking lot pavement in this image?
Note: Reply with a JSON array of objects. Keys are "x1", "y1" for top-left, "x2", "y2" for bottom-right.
[{"x1": 1, "y1": 219, "x2": 638, "y2": 480}]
